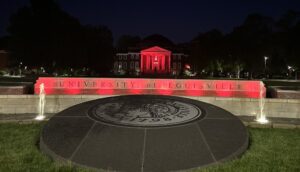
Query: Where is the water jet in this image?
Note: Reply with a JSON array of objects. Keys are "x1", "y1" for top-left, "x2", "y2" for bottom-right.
[{"x1": 35, "y1": 83, "x2": 46, "y2": 121}]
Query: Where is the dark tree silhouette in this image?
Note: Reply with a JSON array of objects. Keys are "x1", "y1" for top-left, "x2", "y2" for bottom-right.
[
  {"x1": 3, "y1": 3, "x2": 300, "y2": 77},
  {"x1": 189, "y1": 29, "x2": 224, "y2": 70},
  {"x1": 188, "y1": 11, "x2": 300, "y2": 77},
  {"x1": 138, "y1": 34, "x2": 174, "y2": 49},
  {"x1": 276, "y1": 10, "x2": 300, "y2": 68},
  {"x1": 116, "y1": 35, "x2": 141, "y2": 52},
  {"x1": 7, "y1": 0, "x2": 113, "y2": 74},
  {"x1": 227, "y1": 14, "x2": 274, "y2": 73}
]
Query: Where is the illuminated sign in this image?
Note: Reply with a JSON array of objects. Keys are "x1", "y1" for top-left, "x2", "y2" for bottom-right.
[{"x1": 34, "y1": 77, "x2": 265, "y2": 98}]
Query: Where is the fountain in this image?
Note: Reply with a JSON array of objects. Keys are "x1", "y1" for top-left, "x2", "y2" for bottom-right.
[
  {"x1": 35, "y1": 83, "x2": 46, "y2": 120},
  {"x1": 256, "y1": 81, "x2": 269, "y2": 124}
]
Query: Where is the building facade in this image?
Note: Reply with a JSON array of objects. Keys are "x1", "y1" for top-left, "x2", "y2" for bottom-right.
[{"x1": 114, "y1": 46, "x2": 187, "y2": 75}]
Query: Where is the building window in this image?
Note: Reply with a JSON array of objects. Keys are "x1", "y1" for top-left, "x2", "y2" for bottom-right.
[
  {"x1": 123, "y1": 62, "x2": 127, "y2": 69},
  {"x1": 118, "y1": 56, "x2": 122, "y2": 60},
  {"x1": 178, "y1": 63, "x2": 181, "y2": 69},
  {"x1": 178, "y1": 56, "x2": 181, "y2": 60},
  {"x1": 123, "y1": 56, "x2": 127, "y2": 60},
  {"x1": 135, "y1": 62, "x2": 139, "y2": 69},
  {"x1": 173, "y1": 62, "x2": 177, "y2": 69},
  {"x1": 135, "y1": 54, "x2": 139, "y2": 60},
  {"x1": 130, "y1": 62, "x2": 134, "y2": 69},
  {"x1": 114, "y1": 62, "x2": 118, "y2": 69}
]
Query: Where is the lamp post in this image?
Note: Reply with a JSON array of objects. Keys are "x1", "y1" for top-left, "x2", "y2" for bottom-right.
[
  {"x1": 264, "y1": 56, "x2": 268, "y2": 78},
  {"x1": 287, "y1": 65, "x2": 295, "y2": 79},
  {"x1": 288, "y1": 66, "x2": 292, "y2": 78},
  {"x1": 19, "y1": 61, "x2": 23, "y2": 76}
]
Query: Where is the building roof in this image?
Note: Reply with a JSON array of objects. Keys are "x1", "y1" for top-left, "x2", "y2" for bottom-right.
[{"x1": 141, "y1": 46, "x2": 171, "y2": 53}]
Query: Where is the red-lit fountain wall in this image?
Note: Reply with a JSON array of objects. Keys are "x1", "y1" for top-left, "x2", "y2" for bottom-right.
[{"x1": 34, "y1": 77, "x2": 266, "y2": 98}]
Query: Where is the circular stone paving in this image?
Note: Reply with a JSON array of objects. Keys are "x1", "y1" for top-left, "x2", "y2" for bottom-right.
[
  {"x1": 88, "y1": 97, "x2": 202, "y2": 127},
  {"x1": 40, "y1": 95, "x2": 248, "y2": 172}
]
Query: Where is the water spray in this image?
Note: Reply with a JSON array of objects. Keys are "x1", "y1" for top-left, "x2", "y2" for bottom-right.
[{"x1": 35, "y1": 83, "x2": 46, "y2": 120}]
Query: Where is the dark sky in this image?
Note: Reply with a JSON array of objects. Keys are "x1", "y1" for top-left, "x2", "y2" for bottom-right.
[{"x1": 1, "y1": 0, "x2": 300, "y2": 43}]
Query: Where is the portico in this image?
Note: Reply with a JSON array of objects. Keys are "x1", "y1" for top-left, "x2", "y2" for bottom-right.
[{"x1": 140, "y1": 46, "x2": 171, "y2": 74}]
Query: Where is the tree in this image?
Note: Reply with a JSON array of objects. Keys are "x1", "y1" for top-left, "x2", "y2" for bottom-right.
[
  {"x1": 116, "y1": 35, "x2": 141, "y2": 52},
  {"x1": 79, "y1": 25, "x2": 114, "y2": 73},
  {"x1": 189, "y1": 29, "x2": 225, "y2": 71},
  {"x1": 277, "y1": 10, "x2": 300, "y2": 31},
  {"x1": 8, "y1": 0, "x2": 80, "y2": 66},
  {"x1": 7, "y1": 0, "x2": 113, "y2": 74},
  {"x1": 226, "y1": 13, "x2": 274, "y2": 73},
  {"x1": 139, "y1": 34, "x2": 174, "y2": 49},
  {"x1": 233, "y1": 61, "x2": 245, "y2": 79}
]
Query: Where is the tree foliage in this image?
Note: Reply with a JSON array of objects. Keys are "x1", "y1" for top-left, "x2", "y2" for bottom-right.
[
  {"x1": 189, "y1": 11, "x2": 300, "y2": 76},
  {"x1": 7, "y1": 0, "x2": 113, "y2": 74},
  {"x1": 3, "y1": 2, "x2": 300, "y2": 77},
  {"x1": 116, "y1": 35, "x2": 141, "y2": 52}
]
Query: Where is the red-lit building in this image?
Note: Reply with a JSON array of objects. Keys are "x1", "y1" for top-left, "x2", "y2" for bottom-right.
[{"x1": 114, "y1": 46, "x2": 187, "y2": 75}]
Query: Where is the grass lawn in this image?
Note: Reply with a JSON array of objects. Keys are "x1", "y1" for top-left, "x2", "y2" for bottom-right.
[{"x1": 0, "y1": 123, "x2": 299, "y2": 172}]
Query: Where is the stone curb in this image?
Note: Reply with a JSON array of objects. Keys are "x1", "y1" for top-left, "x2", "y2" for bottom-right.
[
  {"x1": 244, "y1": 121, "x2": 299, "y2": 129},
  {"x1": 0, "y1": 119, "x2": 49, "y2": 124}
]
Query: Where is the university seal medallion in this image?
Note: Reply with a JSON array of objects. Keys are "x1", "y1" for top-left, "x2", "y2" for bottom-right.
[{"x1": 88, "y1": 97, "x2": 202, "y2": 127}]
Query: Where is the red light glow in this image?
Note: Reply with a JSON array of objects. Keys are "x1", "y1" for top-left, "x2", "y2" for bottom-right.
[
  {"x1": 35, "y1": 77, "x2": 265, "y2": 98},
  {"x1": 214, "y1": 80, "x2": 234, "y2": 97},
  {"x1": 140, "y1": 46, "x2": 171, "y2": 74}
]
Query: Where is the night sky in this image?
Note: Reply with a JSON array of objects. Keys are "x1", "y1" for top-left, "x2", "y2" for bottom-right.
[{"x1": 1, "y1": 0, "x2": 300, "y2": 43}]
